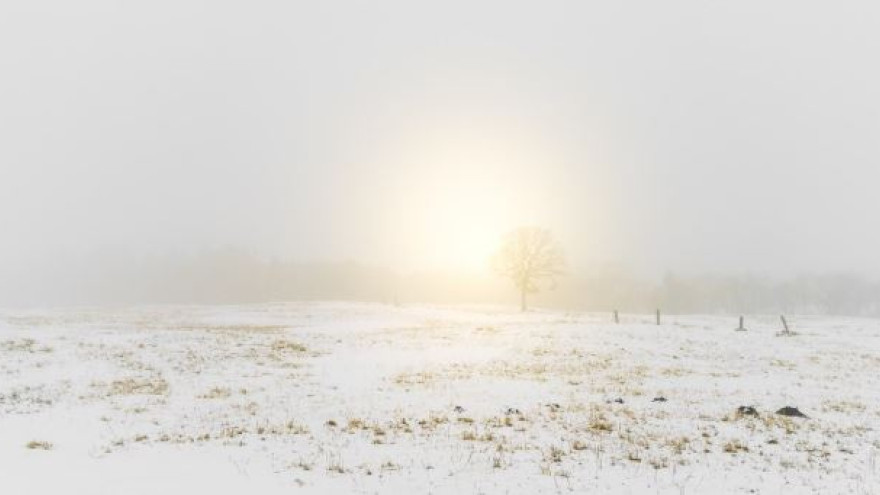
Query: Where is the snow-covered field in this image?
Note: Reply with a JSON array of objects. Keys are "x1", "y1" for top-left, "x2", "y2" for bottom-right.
[{"x1": 1, "y1": 303, "x2": 878, "y2": 494}]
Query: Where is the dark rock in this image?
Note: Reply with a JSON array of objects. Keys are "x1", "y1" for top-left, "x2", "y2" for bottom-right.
[
  {"x1": 776, "y1": 406, "x2": 808, "y2": 418},
  {"x1": 504, "y1": 407, "x2": 521, "y2": 415},
  {"x1": 453, "y1": 405, "x2": 465, "y2": 413},
  {"x1": 652, "y1": 396, "x2": 667, "y2": 403},
  {"x1": 547, "y1": 403, "x2": 561, "y2": 411}
]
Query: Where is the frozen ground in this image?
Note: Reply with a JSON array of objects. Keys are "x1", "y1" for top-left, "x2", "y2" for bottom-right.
[{"x1": 1, "y1": 303, "x2": 878, "y2": 494}]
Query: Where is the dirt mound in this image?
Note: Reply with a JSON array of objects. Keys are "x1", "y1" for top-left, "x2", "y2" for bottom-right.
[{"x1": 776, "y1": 406, "x2": 809, "y2": 418}]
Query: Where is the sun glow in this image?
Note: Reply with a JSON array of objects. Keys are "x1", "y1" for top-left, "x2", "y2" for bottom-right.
[
  {"x1": 423, "y1": 182, "x2": 512, "y2": 272},
  {"x1": 377, "y1": 134, "x2": 552, "y2": 274}
]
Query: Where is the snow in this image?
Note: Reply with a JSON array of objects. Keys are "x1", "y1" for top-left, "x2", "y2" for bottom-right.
[{"x1": 1, "y1": 303, "x2": 879, "y2": 494}]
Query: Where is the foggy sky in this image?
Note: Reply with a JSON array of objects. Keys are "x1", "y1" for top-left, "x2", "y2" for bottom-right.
[{"x1": 2, "y1": 0, "x2": 879, "y2": 288}]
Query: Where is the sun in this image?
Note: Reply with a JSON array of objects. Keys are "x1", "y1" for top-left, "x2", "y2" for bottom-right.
[
  {"x1": 430, "y1": 184, "x2": 510, "y2": 272},
  {"x1": 376, "y1": 159, "x2": 528, "y2": 274},
  {"x1": 370, "y1": 113, "x2": 555, "y2": 274}
]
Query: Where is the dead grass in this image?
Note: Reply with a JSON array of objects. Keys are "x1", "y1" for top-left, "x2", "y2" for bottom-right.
[
  {"x1": 723, "y1": 439, "x2": 749, "y2": 454},
  {"x1": 545, "y1": 445, "x2": 566, "y2": 463},
  {"x1": 588, "y1": 407, "x2": 614, "y2": 432},
  {"x1": 822, "y1": 399, "x2": 866, "y2": 414},
  {"x1": 1, "y1": 339, "x2": 52, "y2": 353},
  {"x1": 198, "y1": 387, "x2": 232, "y2": 399},
  {"x1": 108, "y1": 377, "x2": 169, "y2": 396},
  {"x1": 271, "y1": 339, "x2": 308, "y2": 353},
  {"x1": 144, "y1": 420, "x2": 309, "y2": 448},
  {"x1": 462, "y1": 429, "x2": 495, "y2": 442},
  {"x1": 26, "y1": 440, "x2": 53, "y2": 450}
]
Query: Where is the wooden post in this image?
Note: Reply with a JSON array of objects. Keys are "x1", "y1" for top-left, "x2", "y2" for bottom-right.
[
  {"x1": 780, "y1": 315, "x2": 790, "y2": 335},
  {"x1": 656, "y1": 309, "x2": 661, "y2": 326},
  {"x1": 613, "y1": 310, "x2": 619, "y2": 324},
  {"x1": 737, "y1": 315, "x2": 745, "y2": 331}
]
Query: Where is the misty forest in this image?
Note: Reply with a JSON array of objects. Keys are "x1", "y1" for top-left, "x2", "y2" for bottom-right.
[{"x1": 2, "y1": 1, "x2": 880, "y2": 494}]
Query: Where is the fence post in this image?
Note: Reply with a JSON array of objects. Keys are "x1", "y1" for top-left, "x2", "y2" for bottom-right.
[
  {"x1": 614, "y1": 310, "x2": 619, "y2": 324},
  {"x1": 780, "y1": 315, "x2": 790, "y2": 335},
  {"x1": 656, "y1": 309, "x2": 661, "y2": 326}
]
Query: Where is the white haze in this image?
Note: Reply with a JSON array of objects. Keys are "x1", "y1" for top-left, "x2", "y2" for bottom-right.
[{"x1": 1, "y1": 1, "x2": 879, "y2": 309}]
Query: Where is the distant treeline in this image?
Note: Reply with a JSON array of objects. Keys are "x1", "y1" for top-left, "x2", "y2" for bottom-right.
[
  {"x1": 554, "y1": 271, "x2": 880, "y2": 316},
  {"x1": 2, "y1": 248, "x2": 878, "y2": 316}
]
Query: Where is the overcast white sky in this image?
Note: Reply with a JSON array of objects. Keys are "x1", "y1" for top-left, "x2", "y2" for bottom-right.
[{"x1": 1, "y1": 0, "x2": 879, "y2": 279}]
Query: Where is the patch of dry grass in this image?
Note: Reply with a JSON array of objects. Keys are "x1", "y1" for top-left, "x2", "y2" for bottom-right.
[
  {"x1": 1, "y1": 339, "x2": 52, "y2": 353},
  {"x1": 198, "y1": 387, "x2": 232, "y2": 399},
  {"x1": 271, "y1": 339, "x2": 308, "y2": 353},
  {"x1": 723, "y1": 439, "x2": 749, "y2": 454},
  {"x1": 108, "y1": 377, "x2": 169, "y2": 396}
]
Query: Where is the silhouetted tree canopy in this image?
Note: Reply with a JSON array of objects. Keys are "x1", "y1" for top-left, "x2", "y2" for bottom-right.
[{"x1": 493, "y1": 227, "x2": 565, "y2": 311}]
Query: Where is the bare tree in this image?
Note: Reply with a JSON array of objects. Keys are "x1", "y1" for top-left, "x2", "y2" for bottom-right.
[{"x1": 492, "y1": 227, "x2": 565, "y2": 311}]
